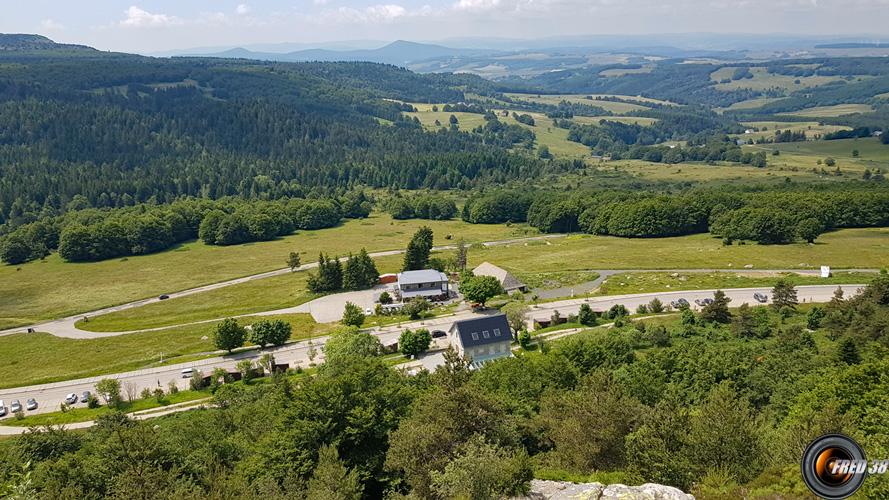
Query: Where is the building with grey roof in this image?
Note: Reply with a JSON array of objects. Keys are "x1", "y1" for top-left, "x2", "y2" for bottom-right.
[
  {"x1": 448, "y1": 314, "x2": 512, "y2": 367},
  {"x1": 396, "y1": 269, "x2": 449, "y2": 301}
]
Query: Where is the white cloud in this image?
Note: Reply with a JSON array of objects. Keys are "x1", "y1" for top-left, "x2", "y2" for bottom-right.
[
  {"x1": 236, "y1": 4, "x2": 251, "y2": 15},
  {"x1": 119, "y1": 6, "x2": 182, "y2": 28},
  {"x1": 319, "y1": 4, "x2": 411, "y2": 24},
  {"x1": 454, "y1": 0, "x2": 502, "y2": 11},
  {"x1": 40, "y1": 19, "x2": 65, "y2": 31},
  {"x1": 313, "y1": 0, "x2": 330, "y2": 5}
]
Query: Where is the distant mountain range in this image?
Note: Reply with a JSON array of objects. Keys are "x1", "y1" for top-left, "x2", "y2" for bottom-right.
[{"x1": 177, "y1": 40, "x2": 500, "y2": 66}]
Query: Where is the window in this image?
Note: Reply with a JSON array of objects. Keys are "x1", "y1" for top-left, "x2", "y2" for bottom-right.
[
  {"x1": 482, "y1": 330, "x2": 490, "y2": 339},
  {"x1": 471, "y1": 332, "x2": 479, "y2": 341},
  {"x1": 493, "y1": 328, "x2": 501, "y2": 337}
]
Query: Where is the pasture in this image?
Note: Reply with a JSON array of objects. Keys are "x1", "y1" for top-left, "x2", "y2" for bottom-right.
[
  {"x1": 711, "y1": 66, "x2": 851, "y2": 92},
  {"x1": 0, "y1": 313, "x2": 330, "y2": 389},
  {"x1": 734, "y1": 121, "x2": 851, "y2": 142},
  {"x1": 777, "y1": 104, "x2": 875, "y2": 118},
  {"x1": 0, "y1": 214, "x2": 534, "y2": 328}
]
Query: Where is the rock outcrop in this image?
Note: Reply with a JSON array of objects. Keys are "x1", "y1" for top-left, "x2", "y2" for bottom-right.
[{"x1": 518, "y1": 479, "x2": 694, "y2": 500}]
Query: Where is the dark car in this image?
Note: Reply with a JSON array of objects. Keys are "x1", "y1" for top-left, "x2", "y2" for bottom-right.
[
  {"x1": 431, "y1": 330, "x2": 447, "y2": 338},
  {"x1": 671, "y1": 298, "x2": 689, "y2": 309},
  {"x1": 80, "y1": 391, "x2": 91, "y2": 403},
  {"x1": 753, "y1": 292, "x2": 768, "y2": 303},
  {"x1": 159, "y1": 294, "x2": 170, "y2": 300}
]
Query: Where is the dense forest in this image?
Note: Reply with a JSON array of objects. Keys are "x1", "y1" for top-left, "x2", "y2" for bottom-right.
[
  {"x1": 3, "y1": 276, "x2": 889, "y2": 498},
  {"x1": 0, "y1": 51, "x2": 582, "y2": 229}
]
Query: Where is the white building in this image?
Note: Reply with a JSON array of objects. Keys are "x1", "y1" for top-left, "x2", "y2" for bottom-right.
[{"x1": 396, "y1": 269, "x2": 449, "y2": 301}]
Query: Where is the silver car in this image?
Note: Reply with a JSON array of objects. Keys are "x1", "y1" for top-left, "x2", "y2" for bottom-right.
[
  {"x1": 10, "y1": 400, "x2": 22, "y2": 413},
  {"x1": 26, "y1": 398, "x2": 38, "y2": 411},
  {"x1": 753, "y1": 292, "x2": 768, "y2": 303},
  {"x1": 64, "y1": 393, "x2": 78, "y2": 405}
]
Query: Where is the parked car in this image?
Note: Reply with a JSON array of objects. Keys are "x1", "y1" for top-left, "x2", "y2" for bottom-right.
[
  {"x1": 64, "y1": 393, "x2": 78, "y2": 405},
  {"x1": 694, "y1": 298, "x2": 705, "y2": 307},
  {"x1": 80, "y1": 391, "x2": 91, "y2": 403},
  {"x1": 26, "y1": 398, "x2": 38, "y2": 411},
  {"x1": 753, "y1": 292, "x2": 768, "y2": 303},
  {"x1": 364, "y1": 308, "x2": 374, "y2": 316},
  {"x1": 431, "y1": 330, "x2": 447, "y2": 338},
  {"x1": 671, "y1": 298, "x2": 689, "y2": 309},
  {"x1": 181, "y1": 368, "x2": 194, "y2": 379},
  {"x1": 0, "y1": 400, "x2": 6, "y2": 417},
  {"x1": 10, "y1": 400, "x2": 22, "y2": 413},
  {"x1": 159, "y1": 294, "x2": 170, "y2": 300}
]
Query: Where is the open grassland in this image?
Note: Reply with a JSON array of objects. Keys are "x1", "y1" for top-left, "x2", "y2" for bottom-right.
[
  {"x1": 595, "y1": 270, "x2": 875, "y2": 296},
  {"x1": 515, "y1": 270, "x2": 601, "y2": 290},
  {"x1": 777, "y1": 103, "x2": 874, "y2": 118},
  {"x1": 752, "y1": 137, "x2": 889, "y2": 162},
  {"x1": 718, "y1": 97, "x2": 785, "y2": 112},
  {"x1": 0, "y1": 313, "x2": 329, "y2": 389},
  {"x1": 79, "y1": 253, "x2": 401, "y2": 332},
  {"x1": 469, "y1": 228, "x2": 889, "y2": 274},
  {"x1": 711, "y1": 66, "x2": 850, "y2": 92},
  {"x1": 405, "y1": 104, "x2": 590, "y2": 158},
  {"x1": 734, "y1": 121, "x2": 851, "y2": 142},
  {"x1": 64, "y1": 228, "x2": 889, "y2": 335},
  {"x1": 599, "y1": 66, "x2": 654, "y2": 77},
  {"x1": 604, "y1": 159, "x2": 863, "y2": 184},
  {"x1": 503, "y1": 92, "x2": 669, "y2": 113},
  {"x1": 0, "y1": 214, "x2": 534, "y2": 329}
]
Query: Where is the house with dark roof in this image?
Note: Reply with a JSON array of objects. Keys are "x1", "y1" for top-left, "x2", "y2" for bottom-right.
[
  {"x1": 396, "y1": 269, "x2": 449, "y2": 301},
  {"x1": 448, "y1": 314, "x2": 512, "y2": 367}
]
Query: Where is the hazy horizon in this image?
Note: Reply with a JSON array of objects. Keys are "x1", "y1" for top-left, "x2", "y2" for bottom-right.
[{"x1": 4, "y1": 1, "x2": 889, "y2": 54}]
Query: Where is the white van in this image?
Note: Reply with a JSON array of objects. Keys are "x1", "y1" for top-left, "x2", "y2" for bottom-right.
[{"x1": 181, "y1": 368, "x2": 194, "y2": 378}]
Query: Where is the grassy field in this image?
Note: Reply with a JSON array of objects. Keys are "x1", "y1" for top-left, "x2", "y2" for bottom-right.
[
  {"x1": 718, "y1": 97, "x2": 785, "y2": 112},
  {"x1": 752, "y1": 137, "x2": 889, "y2": 161},
  {"x1": 406, "y1": 104, "x2": 591, "y2": 159},
  {"x1": 777, "y1": 104, "x2": 874, "y2": 118},
  {"x1": 2, "y1": 390, "x2": 210, "y2": 426},
  {"x1": 78, "y1": 252, "x2": 401, "y2": 332},
  {"x1": 595, "y1": 270, "x2": 875, "y2": 296},
  {"x1": 711, "y1": 67, "x2": 849, "y2": 92},
  {"x1": 599, "y1": 66, "x2": 654, "y2": 77},
  {"x1": 607, "y1": 158, "x2": 862, "y2": 184},
  {"x1": 516, "y1": 270, "x2": 601, "y2": 290},
  {"x1": 734, "y1": 121, "x2": 851, "y2": 142},
  {"x1": 0, "y1": 214, "x2": 534, "y2": 329},
  {"x1": 0, "y1": 313, "x2": 330, "y2": 389},
  {"x1": 469, "y1": 228, "x2": 889, "y2": 274},
  {"x1": 503, "y1": 93, "x2": 668, "y2": 113}
]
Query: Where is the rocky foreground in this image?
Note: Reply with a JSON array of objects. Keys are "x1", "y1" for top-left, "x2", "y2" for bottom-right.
[{"x1": 518, "y1": 480, "x2": 694, "y2": 500}]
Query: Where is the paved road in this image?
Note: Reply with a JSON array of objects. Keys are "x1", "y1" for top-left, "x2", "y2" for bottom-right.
[
  {"x1": 0, "y1": 234, "x2": 566, "y2": 339},
  {"x1": 0, "y1": 284, "x2": 862, "y2": 422}
]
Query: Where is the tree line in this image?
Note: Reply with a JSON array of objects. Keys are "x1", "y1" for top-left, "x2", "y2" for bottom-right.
[{"x1": 1, "y1": 195, "x2": 363, "y2": 265}]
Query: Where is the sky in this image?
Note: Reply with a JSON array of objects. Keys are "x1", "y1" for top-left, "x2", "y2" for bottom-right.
[{"x1": 3, "y1": 0, "x2": 889, "y2": 53}]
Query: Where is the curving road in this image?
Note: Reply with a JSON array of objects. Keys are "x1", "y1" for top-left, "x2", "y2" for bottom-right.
[{"x1": 0, "y1": 284, "x2": 863, "y2": 423}]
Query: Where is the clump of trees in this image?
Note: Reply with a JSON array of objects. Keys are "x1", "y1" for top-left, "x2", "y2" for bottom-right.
[
  {"x1": 399, "y1": 328, "x2": 432, "y2": 357},
  {"x1": 403, "y1": 226, "x2": 434, "y2": 271},
  {"x1": 385, "y1": 194, "x2": 457, "y2": 221}
]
